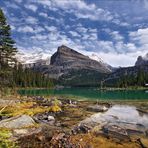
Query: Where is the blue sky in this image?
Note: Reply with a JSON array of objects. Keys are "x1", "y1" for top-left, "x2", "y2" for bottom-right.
[{"x1": 0, "y1": 0, "x2": 148, "y2": 66}]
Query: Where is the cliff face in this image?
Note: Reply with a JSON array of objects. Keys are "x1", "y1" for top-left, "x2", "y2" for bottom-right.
[
  {"x1": 50, "y1": 45, "x2": 111, "y2": 73},
  {"x1": 135, "y1": 53, "x2": 148, "y2": 66}
]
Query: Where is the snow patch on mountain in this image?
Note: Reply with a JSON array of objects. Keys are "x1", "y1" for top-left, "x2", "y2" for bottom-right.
[
  {"x1": 16, "y1": 50, "x2": 52, "y2": 65},
  {"x1": 89, "y1": 53, "x2": 105, "y2": 64},
  {"x1": 89, "y1": 53, "x2": 113, "y2": 72}
]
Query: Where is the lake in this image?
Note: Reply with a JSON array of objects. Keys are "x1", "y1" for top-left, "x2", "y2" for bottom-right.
[{"x1": 18, "y1": 88, "x2": 148, "y2": 101}]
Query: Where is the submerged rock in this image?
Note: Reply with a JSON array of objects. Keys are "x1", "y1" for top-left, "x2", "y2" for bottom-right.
[{"x1": 0, "y1": 115, "x2": 35, "y2": 129}]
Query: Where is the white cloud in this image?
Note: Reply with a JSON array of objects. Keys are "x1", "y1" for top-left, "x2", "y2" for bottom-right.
[
  {"x1": 69, "y1": 31, "x2": 81, "y2": 37},
  {"x1": 25, "y1": 16, "x2": 38, "y2": 24},
  {"x1": 55, "y1": 0, "x2": 113, "y2": 21},
  {"x1": 76, "y1": 26, "x2": 88, "y2": 33},
  {"x1": 120, "y1": 22, "x2": 129, "y2": 26},
  {"x1": 4, "y1": 2, "x2": 19, "y2": 9},
  {"x1": 14, "y1": 0, "x2": 22, "y2": 3},
  {"x1": 34, "y1": 26, "x2": 44, "y2": 33},
  {"x1": 39, "y1": 12, "x2": 48, "y2": 18},
  {"x1": 11, "y1": 25, "x2": 16, "y2": 30},
  {"x1": 88, "y1": 28, "x2": 97, "y2": 33},
  {"x1": 31, "y1": 34, "x2": 48, "y2": 40},
  {"x1": 144, "y1": 0, "x2": 148, "y2": 10},
  {"x1": 37, "y1": 0, "x2": 114, "y2": 22},
  {"x1": 45, "y1": 26, "x2": 57, "y2": 32},
  {"x1": 129, "y1": 28, "x2": 148, "y2": 45},
  {"x1": 17, "y1": 25, "x2": 44, "y2": 33},
  {"x1": 25, "y1": 4, "x2": 38, "y2": 12},
  {"x1": 110, "y1": 31, "x2": 124, "y2": 41},
  {"x1": 37, "y1": 1, "x2": 51, "y2": 7},
  {"x1": 17, "y1": 26, "x2": 34, "y2": 33}
]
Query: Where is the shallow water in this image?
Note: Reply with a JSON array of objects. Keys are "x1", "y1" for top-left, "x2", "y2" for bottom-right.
[
  {"x1": 82, "y1": 105, "x2": 148, "y2": 130},
  {"x1": 18, "y1": 88, "x2": 148, "y2": 101}
]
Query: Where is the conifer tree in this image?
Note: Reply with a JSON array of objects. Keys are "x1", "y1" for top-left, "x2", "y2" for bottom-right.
[
  {"x1": 0, "y1": 8, "x2": 17, "y2": 87},
  {"x1": 0, "y1": 9, "x2": 17, "y2": 67}
]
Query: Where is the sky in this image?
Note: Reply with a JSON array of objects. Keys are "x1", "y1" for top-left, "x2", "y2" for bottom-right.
[{"x1": 0, "y1": 0, "x2": 148, "y2": 67}]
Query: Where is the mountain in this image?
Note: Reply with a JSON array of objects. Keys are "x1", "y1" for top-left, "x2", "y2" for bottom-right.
[
  {"x1": 50, "y1": 45, "x2": 111, "y2": 72},
  {"x1": 104, "y1": 53, "x2": 148, "y2": 87},
  {"x1": 32, "y1": 45, "x2": 112, "y2": 86},
  {"x1": 135, "y1": 53, "x2": 148, "y2": 66}
]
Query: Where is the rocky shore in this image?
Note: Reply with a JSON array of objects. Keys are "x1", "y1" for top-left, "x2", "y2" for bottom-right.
[{"x1": 0, "y1": 96, "x2": 148, "y2": 148}]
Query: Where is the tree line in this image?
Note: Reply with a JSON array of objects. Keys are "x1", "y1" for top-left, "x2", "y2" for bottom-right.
[{"x1": 117, "y1": 68, "x2": 148, "y2": 88}]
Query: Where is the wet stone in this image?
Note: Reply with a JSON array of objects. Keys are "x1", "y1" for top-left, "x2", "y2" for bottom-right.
[
  {"x1": 103, "y1": 124, "x2": 130, "y2": 141},
  {"x1": 87, "y1": 105, "x2": 109, "y2": 112}
]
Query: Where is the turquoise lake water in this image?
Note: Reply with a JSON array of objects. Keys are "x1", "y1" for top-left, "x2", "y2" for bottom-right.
[{"x1": 18, "y1": 88, "x2": 148, "y2": 101}]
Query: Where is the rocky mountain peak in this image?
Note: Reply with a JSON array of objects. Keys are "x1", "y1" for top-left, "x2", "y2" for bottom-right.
[
  {"x1": 50, "y1": 45, "x2": 89, "y2": 66},
  {"x1": 50, "y1": 45, "x2": 112, "y2": 73},
  {"x1": 57, "y1": 45, "x2": 86, "y2": 57},
  {"x1": 135, "y1": 53, "x2": 148, "y2": 66}
]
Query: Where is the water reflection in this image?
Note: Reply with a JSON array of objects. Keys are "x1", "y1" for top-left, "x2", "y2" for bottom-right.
[
  {"x1": 105, "y1": 105, "x2": 148, "y2": 127},
  {"x1": 82, "y1": 105, "x2": 148, "y2": 128}
]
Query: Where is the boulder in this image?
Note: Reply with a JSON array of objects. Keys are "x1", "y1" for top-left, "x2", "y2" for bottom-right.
[
  {"x1": 87, "y1": 105, "x2": 108, "y2": 112},
  {"x1": 0, "y1": 115, "x2": 35, "y2": 129},
  {"x1": 103, "y1": 124, "x2": 130, "y2": 141}
]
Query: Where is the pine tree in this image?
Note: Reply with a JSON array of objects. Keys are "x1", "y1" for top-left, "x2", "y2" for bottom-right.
[
  {"x1": 0, "y1": 9, "x2": 17, "y2": 67},
  {"x1": 137, "y1": 67, "x2": 144, "y2": 86},
  {"x1": 0, "y1": 8, "x2": 17, "y2": 87}
]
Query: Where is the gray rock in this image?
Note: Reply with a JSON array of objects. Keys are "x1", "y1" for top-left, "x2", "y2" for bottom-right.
[
  {"x1": 111, "y1": 121, "x2": 146, "y2": 137},
  {"x1": 0, "y1": 115, "x2": 35, "y2": 129},
  {"x1": 72, "y1": 123, "x2": 91, "y2": 134},
  {"x1": 87, "y1": 105, "x2": 108, "y2": 112},
  {"x1": 48, "y1": 115, "x2": 55, "y2": 121},
  {"x1": 103, "y1": 124, "x2": 130, "y2": 141},
  {"x1": 13, "y1": 127, "x2": 42, "y2": 138}
]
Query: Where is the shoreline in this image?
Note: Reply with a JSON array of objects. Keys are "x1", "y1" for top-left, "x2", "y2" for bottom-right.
[{"x1": 0, "y1": 95, "x2": 148, "y2": 147}]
